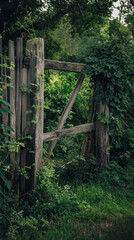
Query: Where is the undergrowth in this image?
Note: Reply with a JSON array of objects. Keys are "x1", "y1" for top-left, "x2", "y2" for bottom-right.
[
  {"x1": 0, "y1": 159, "x2": 133, "y2": 240},
  {"x1": 0, "y1": 39, "x2": 134, "y2": 240}
]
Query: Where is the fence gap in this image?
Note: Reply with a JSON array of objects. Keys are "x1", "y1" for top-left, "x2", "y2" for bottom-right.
[{"x1": 47, "y1": 73, "x2": 85, "y2": 160}]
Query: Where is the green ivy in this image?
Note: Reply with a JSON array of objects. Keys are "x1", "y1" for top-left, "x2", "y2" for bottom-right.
[
  {"x1": 0, "y1": 60, "x2": 25, "y2": 237},
  {"x1": 77, "y1": 38, "x2": 134, "y2": 165}
]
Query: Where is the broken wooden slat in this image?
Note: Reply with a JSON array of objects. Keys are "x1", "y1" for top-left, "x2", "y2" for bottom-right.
[
  {"x1": 43, "y1": 123, "x2": 95, "y2": 142},
  {"x1": 47, "y1": 73, "x2": 85, "y2": 158},
  {"x1": 45, "y1": 59, "x2": 86, "y2": 72}
]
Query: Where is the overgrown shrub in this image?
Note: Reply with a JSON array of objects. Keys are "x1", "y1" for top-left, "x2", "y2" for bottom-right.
[
  {"x1": 77, "y1": 37, "x2": 134, "y2": 167},
  {"x1": 21, "y1": 162, "x2": 79, "y2": 220},
  {"x1": 57, "y1": 154, "x2": 96, "y2": 186},
  {"x1": 0, "y1": 58, "x2": 24, "y2": 238}
]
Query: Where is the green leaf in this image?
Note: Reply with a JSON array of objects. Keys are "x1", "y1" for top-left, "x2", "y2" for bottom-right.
[
  {"x1": 5, "y1": 140, "x2": 15, "y2": 144},
  {"x1": 0, "y1": 172, "x2": 6, "y2": 182},
  {"x1": 7, "y1": 197, "x2": 14, "y2": 203},
  {"x1": 0, "y1": 99, "x2": 12, "y2": 107},
  {"x1": 2, "y1": 125, "x2": 14, "y2": 132},
  {"x1": 115, "y1": 71, "x2": 123, "y2": 78},
  {"x1": 0, "y1": 198, "x2": 4, "y2": 209},
  {"x1": 5, "y1": 179, "x2": 12, "y2": 190},
  {"x1": 4, "y1": 133, "x2": 15, "y2": 140},
  {"x1": 0, "y1": 185, "x2": 3, "y2": 194},
  {"x1": 0, "y1": 107, "x2": 13, "y2": 114}
]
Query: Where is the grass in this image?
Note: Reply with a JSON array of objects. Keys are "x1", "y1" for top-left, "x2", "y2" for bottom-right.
[
  {"x1": 44, "y1": 216, "x2": 134, "y2": 240},
  {"x1": 1, "y1": 162, "x2": 134, "y2": 240},
  {"x1": 43, "y1": 184, "x2": 134, "y2": 240},
  {"x1": 1, "y1": 185, "x2": 134, "y2": 240}
]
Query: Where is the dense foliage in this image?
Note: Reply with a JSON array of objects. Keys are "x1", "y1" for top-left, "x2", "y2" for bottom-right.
[
  {"x1": 0, "y1": 0, "x2": 115, "y2": 37},
  {"x1": 77, "y1": 37, "x2": 134, "y2": 165},
  {"x1": 0, "y1": 0, "x2": 134, "y2": 239}
]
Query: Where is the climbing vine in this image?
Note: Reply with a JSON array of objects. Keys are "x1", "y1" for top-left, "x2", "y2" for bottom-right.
[{"x1": 77, "y1": 38, "x2": 134, "y2": 164}]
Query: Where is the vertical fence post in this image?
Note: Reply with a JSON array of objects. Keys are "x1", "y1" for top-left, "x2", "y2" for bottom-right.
[
  {"x1": 0, "y1": 38, "x2": 3, "y2": 135},
  {"x1": 16, "y1": 38, "x2": 23, "y2": 139},
  {"x1": 95, "y1": 100, "x2": 110, "y2": 168},
  {"x1": 24, "y1": 38, "x2": 44, "y2": 192},
  {"x1": 13, "y1": 38, "x2": 23, "y2": 192},
  {"x1": 0, "y1": 38, "x2": 3, "y2": 82},
  {"x1": 9, "y1": 40, "x2": 16, "y2": 138},
  {"x1": 1, "y1": 58, "x2": 9, "y2": 129},
  {"x1": 0, "y1": 38, "x2": 3, "y2": 120},
  {"x1": 8, "y1": 40, "x2": 16, "y2": 183},
  {"x1": 20, "y1": 67, "x2": 28, "y2": 196},
  {"x1": 0, "y1": 38, "x2": 2, "y2": 56}
]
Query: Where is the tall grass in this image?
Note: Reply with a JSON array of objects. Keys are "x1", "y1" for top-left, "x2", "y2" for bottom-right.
[{"x1": 44, "y1": 184, "x2": 134, "y2": 240}]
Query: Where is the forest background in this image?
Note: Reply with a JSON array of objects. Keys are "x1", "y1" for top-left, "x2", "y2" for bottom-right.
[{"x1": 0, "y1": 0, "x2": 134, "y2": 239}]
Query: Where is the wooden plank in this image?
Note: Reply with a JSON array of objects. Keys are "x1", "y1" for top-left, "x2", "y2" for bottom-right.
[
  {"x1": 0, "y1": 40, "x2": 9, "y2": 147},
  {"x1": 81, "y1": 92, "x2": 96, "y2": 159},
  {"x1": 0, "y1": 39, "x2": 3, "y2": 124},
  {"x1": 47, "y1": 73, "x2": 85, "y2": 159},
  {"x1": 43, "y1": 123, "x2": 95, "y2": 142},
  {"x1": 0, "y1": 38, "x2": 2, "y2": 55},
  {"x1": 9, "y1": 40, "x2": 16, "y2": 138},
  {"x1": 21, "y1": 68, "x2": 28, "y2": 139},
  {"x1": 20, "y1": 67, "x2": 27, "y2": 196},
  {"x1": 0, "y1": 38, "x2": 2, "y2": 78},
  {"x1": 25, "y1": 38, "x2": 44, "y2": 191},
  {"x1": 2, "y1": 58, "x2": 9, "y2": 128},
  {"x1": 15, "y1": 38, "x2": 23, "y2": 193},
  {"x1": 96, "y1": 101, "x2": 110, "y2": 168},
  {"x1": 8, "y1": 40, "x2": 16, "y2": 185},
  {"x1": 16, "y1": 38, "x2": 23, "y2": 139},
  {"x1": 45, "y1": 59, "x2": 86, "y2": 72}
]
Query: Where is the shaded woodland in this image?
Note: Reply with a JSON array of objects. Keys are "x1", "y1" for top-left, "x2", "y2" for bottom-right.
[{"x1": 0, "y1": 1, "x2": 134, "y2": 239}]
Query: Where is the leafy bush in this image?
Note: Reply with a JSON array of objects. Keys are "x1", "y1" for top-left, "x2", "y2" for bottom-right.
[
  {"x1": 22, "y1": 162, "x2": 79, "y2": 220},
  {"x1": 98, "y1": 160, "x2": 133, "y2": 189},
  {"x1": 44, "y1": 71, "x2": 90, "y2": 132},
  {"x1": 57, "y1": 154, "x2": 96, "y2": 185},
  {"x1": 44, "y1": 70, "x2": 90, "y2": 161},
  {"x1": 0, "y1": 59, "x2": 25, "y2": 238},
  {"x1": 77, "y1": 37, "x2": 134, "y2": 166},
  {"x1": 6, "y1": 211, "x2": 41, "y2": 240}
]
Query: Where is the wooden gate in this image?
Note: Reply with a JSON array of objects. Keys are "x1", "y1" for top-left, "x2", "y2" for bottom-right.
[{"x1": 0, "y1": 38, "x2": 109, "y2": 195}]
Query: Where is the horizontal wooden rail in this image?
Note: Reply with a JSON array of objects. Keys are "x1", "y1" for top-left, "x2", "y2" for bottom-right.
[
  {"x1": 23, "y1": 58, "x2": 87, "y2": 73},
  {"x1": 43, "y1": 123, "x2": 95, "y2": 142},
  {"x1": 45, "y1": 59, "x2": 87, "y2": 72}
]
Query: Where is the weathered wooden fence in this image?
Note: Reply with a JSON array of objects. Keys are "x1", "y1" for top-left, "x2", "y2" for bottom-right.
[{"x1": 0, "y1": 38, "x2": 109, "y2": 195}]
